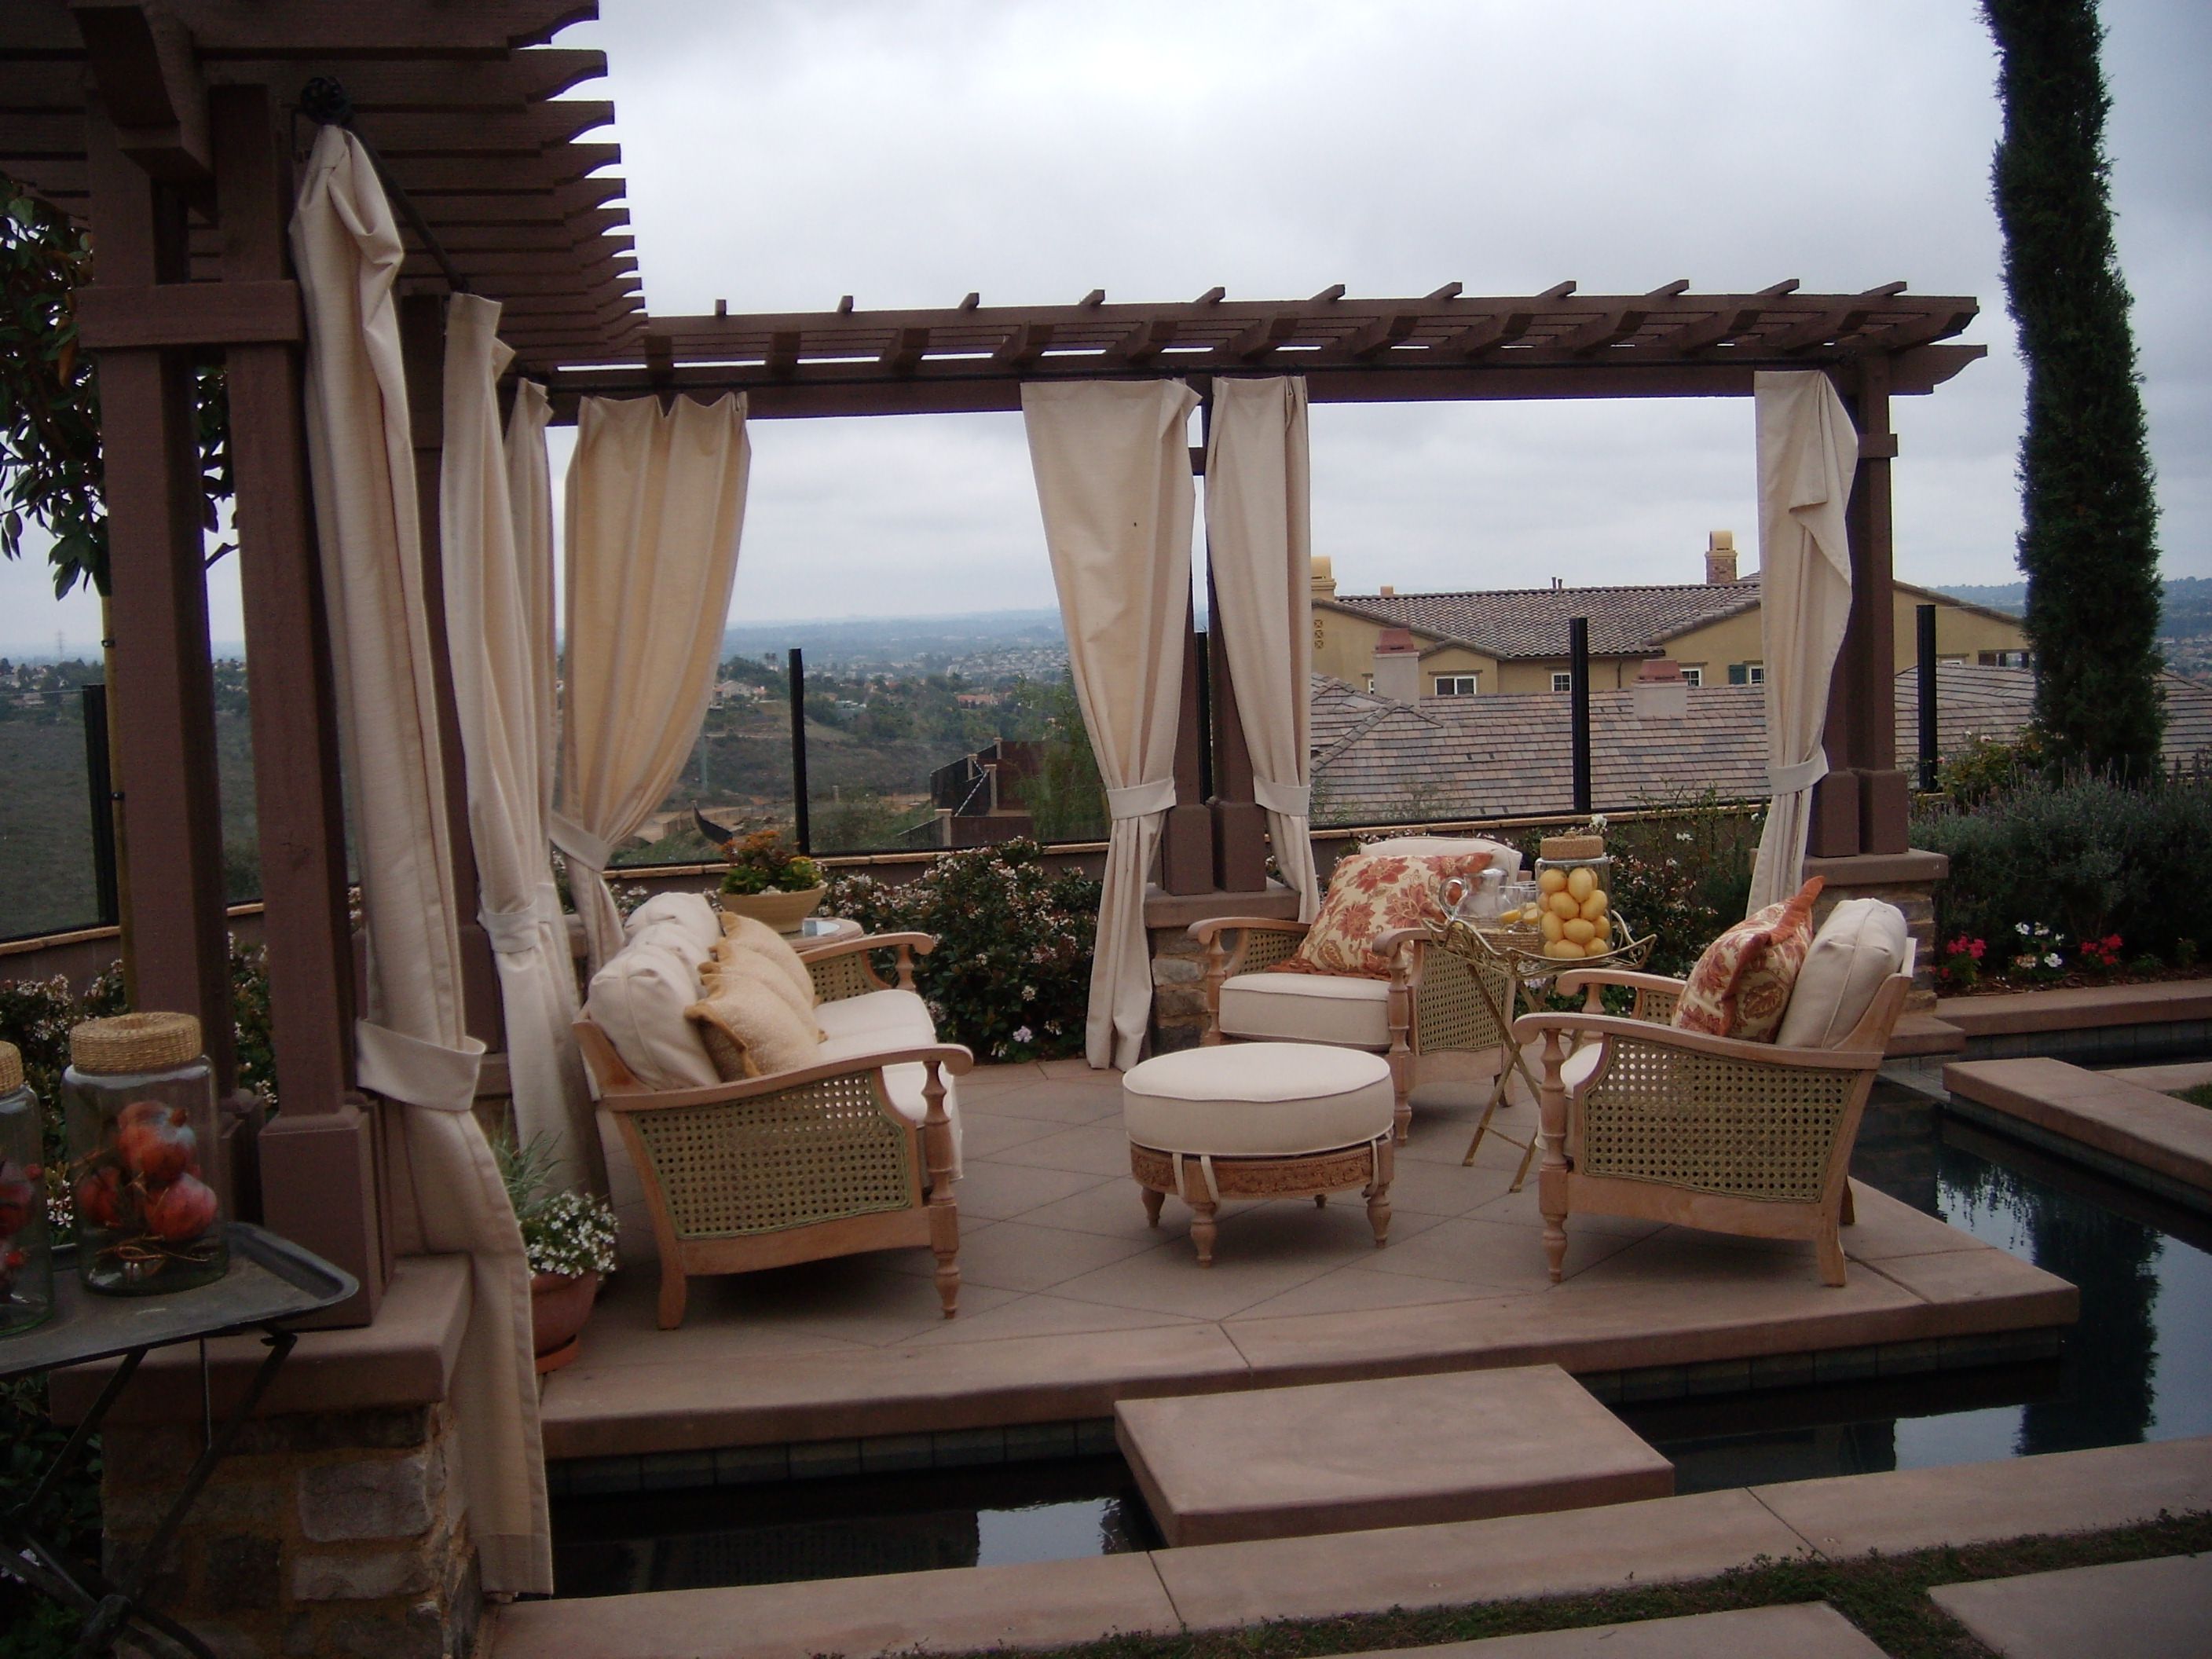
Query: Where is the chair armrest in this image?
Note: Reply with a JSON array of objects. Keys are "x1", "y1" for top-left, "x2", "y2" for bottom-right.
[
  {"x1": 803, "y1": 931, "x2": 937, "y2": 995},
  {"x1": 1187, "y1": 917, "x2": 1309, "y2": 947},
  {"x1": 1509, "y1": 1009, "x2": 1884, "y2": 1072},
  {"x1": 1554, "y1": 968, "x2": 1689, "y2": 998},
  {"x1": 596, "y1": 1042, "x2": 976, "y2": 1111}
]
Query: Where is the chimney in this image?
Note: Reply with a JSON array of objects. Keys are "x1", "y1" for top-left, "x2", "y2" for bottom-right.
[
  {"x1": 1379, "y1": 584, "x2": 1395, "y2": 597},
  {"x1": 1705, "y1": 529, "x2": 1738, "y2": 585},
  {"x1": 1309, "y1": 555, "x2": 1337, "y2": 599},
  {"x1": 1632, "y1": 657, "x2": 1688, "y2": 721},
  {"x1": 1372, "y1": 627, "x2": 1421, "y2": 703}
]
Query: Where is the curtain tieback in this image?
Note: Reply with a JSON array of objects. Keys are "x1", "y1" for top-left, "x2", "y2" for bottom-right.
[
  {"x1": 1105, "y1": 778, "x2": 1176, "y2": 820},
  {"x1": 480, "y1": 893, "x2": 557, "y2": 956},
  {"x1": 1768, "y1": 756, "x2": 1829, "y2": 796},
  {"x1": 356, "y1": 1020, "x2": 485, "y2": 1114},
  {"x1": 1252, "y1": 778, "x2": 1311, "y2": 816},
  {"x1": 549, "y1": 813, "x2": 612, "y2": 872}
]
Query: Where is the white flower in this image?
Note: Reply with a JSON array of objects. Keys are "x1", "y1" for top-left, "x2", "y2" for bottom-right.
[
  {"x1": 1022, "y1": 983, "x2": 1038, "y2": 1001},
  {"x1": 2016, "y1": 922, "x2": 2032, "y2": 936},
  {"x1": 2045, "y1": 952, "x2": 2064, "y2": 969},
  {"x1": 1590, "y1": 814, "x2": 1608, "y2": 829},
  {"x1": 1013, "y1": 1025, "x2": 1034, "y2": 1044},
  {"x1": 1675, "y1": 831, "x2": 1693, "y2": 842}
]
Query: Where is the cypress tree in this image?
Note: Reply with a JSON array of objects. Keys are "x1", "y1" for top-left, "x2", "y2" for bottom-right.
[{"x1": 1984, "y1": 0, "x2": 2163, "y2": 775}]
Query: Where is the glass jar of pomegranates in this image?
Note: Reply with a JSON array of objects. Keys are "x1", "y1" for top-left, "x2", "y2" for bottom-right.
[
  {"x1": 0, "y1": 1040, "x2": 53, "y2": 1335},
  {"x1": 63, "y1": 1013, "x2": 228, "y2": 1295}
]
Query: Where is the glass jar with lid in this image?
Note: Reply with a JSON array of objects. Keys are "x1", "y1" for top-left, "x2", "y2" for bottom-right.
[
  {"x1": 0, "y1": 1039, "x2": 53, "y2": 1336},
  {"x1": 64, "y1": 1012, "x2": 229, "y2": 1295},
  {"x1": 1534, "y1": 833, "x2": 1615, "y2": 961}
]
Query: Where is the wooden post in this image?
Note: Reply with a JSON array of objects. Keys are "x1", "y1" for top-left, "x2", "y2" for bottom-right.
[
  {"x1": 83, "y1": 108, "x2": 238, "y2": 1092},
  {"x1": 1159, "y1": 591, "x2": 1214, "y2": 895},
  {"x1": 211, "y1": 85, "x2": 386, "y2": 1323},
  {"x1": 1207, "y1": 566, "x2": 1269, "y2": 892},
  {"x1": 397, "y1": 293, "x2": 504, "y2": 1049}
]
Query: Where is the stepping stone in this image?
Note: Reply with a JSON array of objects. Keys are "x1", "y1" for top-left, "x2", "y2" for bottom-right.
[
  {"x1": 1928, "y1": 1553, "x2": 2212, "y2": 1657},
  {"x1": 1343, "y1": 1602, "x2": 1884, "y2": 1657},
  {"x1": 1114, "y1": 1364, "x2": 1672, "y2": 1547}
]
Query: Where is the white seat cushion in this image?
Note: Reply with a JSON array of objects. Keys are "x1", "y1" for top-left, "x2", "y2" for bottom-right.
[
  {"x1": 1217, "y1": 972, "x2": 1390, "y2": 1049},
  {"x1": 813, "y1": 989, "x2": 961, "y2": 1175},
  {"x1": 1122, "y1": 1043, "x2": 1395, "y2": 1157},
  {"x1": 1776, "y1": 899, "x2": 1910, "y2": 1049},
  {"x1": 624, "y1": 891, "x2": 721, "y2": 954},
  {"x1": 584, "y1": 939, "x2": 717, "y2": 1090}
]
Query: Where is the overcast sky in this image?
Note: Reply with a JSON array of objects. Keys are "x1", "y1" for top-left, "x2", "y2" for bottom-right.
[{"x1": 4, "y1": 0, "x2": 2206, "y2": 655}]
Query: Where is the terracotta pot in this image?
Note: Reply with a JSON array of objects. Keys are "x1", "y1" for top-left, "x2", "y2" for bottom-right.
[
  {"x1": 718, "y1": 884, "x2": 826, "y2": 936},
  {"x1": 530, "y1": 1269, "x2": 600, "y2": 1375}
]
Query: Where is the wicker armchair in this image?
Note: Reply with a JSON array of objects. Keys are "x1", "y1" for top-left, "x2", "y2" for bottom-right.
[
  {"x1": 1191, "y1": 917, "x2": 1518, "y2": 1147},
  {"x1": 574, "y1": 932, "x2": 967, "y2": 1330},
  {"x1": 1511, "y1": 943, "x2": 1916, "y2": 1288}
]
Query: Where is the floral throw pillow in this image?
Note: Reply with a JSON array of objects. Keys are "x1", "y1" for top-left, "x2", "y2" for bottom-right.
[
  {"x1": 1671, "y1": 877, "x2": 1825, "y2": 1041},
  {"x1": 1272, "y1": 851, "x2": 1489, "y2": 980}
]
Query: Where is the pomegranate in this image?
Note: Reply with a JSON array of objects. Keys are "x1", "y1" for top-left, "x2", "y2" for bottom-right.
[
  {"x1": 143, "y1": 1173, "x2": 218, "y2": 1243},
  {"x1": 116, "y1": 1101, "x2": 196, "y2": 1183},
  {"x1": 75, "y1": 1165, "x2": 125, "y2": 1230}
]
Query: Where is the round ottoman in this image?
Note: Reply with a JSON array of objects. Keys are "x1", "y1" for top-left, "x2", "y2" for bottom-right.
[{"x1": 1122, "y1": 1044, "x2": 1396, "y2": 1266}]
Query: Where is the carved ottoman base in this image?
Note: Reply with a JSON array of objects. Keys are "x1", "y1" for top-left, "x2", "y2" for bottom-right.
[{"x1": 1128, "y1": 1140, "x2": 1393, "y2": 1267}]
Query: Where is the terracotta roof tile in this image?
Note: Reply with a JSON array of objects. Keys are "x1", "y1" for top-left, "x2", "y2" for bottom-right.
[{"x1": 1329, "y1": 579, "x2": 1763, "y2": 660}]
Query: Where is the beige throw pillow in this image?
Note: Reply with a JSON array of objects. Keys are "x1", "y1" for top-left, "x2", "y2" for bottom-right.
[
  {"x1": 703, "y1": 942, "x2": 822, "y2": 1035},
  {"x1": 687, "y1": 962, "x2": 826, "y2": 1081},
  {"x1": 719, "y1": 910, "x2": 818, "y2": 1007}
]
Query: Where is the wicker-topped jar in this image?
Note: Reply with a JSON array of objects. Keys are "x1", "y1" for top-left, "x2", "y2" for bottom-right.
[
  {"x1": 63, "y1": 1012, "x2": 228, "y2": 1295},
  {"x1": 1533, "y1": 833, "x2": 1614, "y2": 961},
  {"x1": 0, "y1": 1040, "x2": 54, "y2": 1335}
]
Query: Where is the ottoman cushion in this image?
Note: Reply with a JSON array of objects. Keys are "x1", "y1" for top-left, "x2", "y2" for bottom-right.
[
  {"x1": 1123, "y1": 1044, "x2": 1394, "y2": 1157},
  {"x1": 1217, "y1": 972, "x2": 1390, "y2": 1049}
]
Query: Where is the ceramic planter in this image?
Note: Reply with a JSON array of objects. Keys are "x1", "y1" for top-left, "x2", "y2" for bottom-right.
[
  {"x1": 718, "y1": 884, "x2": 826, "y2": 936},
  {"x1": 531, "y1": 1269, "x2": 601, "y2": 1374}
]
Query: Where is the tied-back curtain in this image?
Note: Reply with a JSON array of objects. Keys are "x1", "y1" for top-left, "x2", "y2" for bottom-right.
[
  {"x1": 291, "y1": 126, "x2": 550, "y2": 1597},
  {"x1": 1204, "y1": 376, "x2": 1321, "y2": 921},
  {"x1": 1747, "y1": 370, "x2": 1861, "y2": 913},
  {"x1": 439, "y1": 295, "x2": 597, "y2": 1195},
  {"x1": 1021, "y1": 380, "x2": 1199, "y2": 1069},
  {"x1": 554, "y1": 394, "x2": 750, "y2": 971}
]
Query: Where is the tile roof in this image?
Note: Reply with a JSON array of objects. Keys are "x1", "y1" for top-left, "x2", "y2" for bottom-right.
[
  {"x1": 1308, "y1": 667, "x2": 2212, "y2": 824},
  {"x1": 1328, "y1": 579, "x2": 1763, "y2": 661}
]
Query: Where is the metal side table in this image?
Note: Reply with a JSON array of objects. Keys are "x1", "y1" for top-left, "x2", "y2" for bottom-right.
[{"x1": 0, "y1": 1222, "x2": 356, "y2": 1659}]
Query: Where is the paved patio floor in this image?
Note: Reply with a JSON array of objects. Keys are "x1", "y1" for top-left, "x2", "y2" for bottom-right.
[{"x1": 540, "y1": 1057, "x2": 2075, "y2": 1460}]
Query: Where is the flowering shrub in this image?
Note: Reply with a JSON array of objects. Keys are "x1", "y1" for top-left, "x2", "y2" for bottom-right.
[
  {"x1": 495, "y1": 1132, "x2": 619, "y2": 1279},
  {"x1": 2078, "y1": 933, "x2": 2124, "y2": 972},
  {"x1": 824, "y1": 838, "x2": 1101, "y2": 1062},
  {"x1": 1937, "y1": 936, "x2": 1988, "y2": 991}
]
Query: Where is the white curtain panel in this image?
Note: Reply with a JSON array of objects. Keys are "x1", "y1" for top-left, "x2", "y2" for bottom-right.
[
  {"x1": 1746, "y1": 370, "x2": 1862, "y2": 913},
  {"x1": 1022, "y1": 380, "x2": 1199, "y2": 1069},
  {"x1": 291, "y1": 127, "x2": 550, "y2": 1596},
  {"x1": 553, "y1": 394, "x2": 749, "y2": 971},
  {"x1": 1204, "y1": 376, "x2": 1321, "y2": 922},
  {"x1": 440, "y1": 296, "x2": 598, "y2": 1196}
]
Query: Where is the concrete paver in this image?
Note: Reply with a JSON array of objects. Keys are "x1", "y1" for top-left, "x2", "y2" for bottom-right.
[
  {"x1": 1928, "y1": 1553, "x2": 2212, "y2": 1658},
  {"x1": 1116, "y1": 1366, "x2": 1671, "y2": 1545},
  {"x1": 1945, "y1": 1057, "x2": 2212, "y2": 1195},
  {"x1": 1350, "y1": 1603, "x2": 1886, "y2": 1657}
]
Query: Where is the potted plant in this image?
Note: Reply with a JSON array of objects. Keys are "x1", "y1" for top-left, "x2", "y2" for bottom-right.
[
  {"x1": 496, "y1": 1133, "x2": 619, "y2": 1375},
  {"x1": 714, "y1": 827, "x2": 826, "y2": 935}
]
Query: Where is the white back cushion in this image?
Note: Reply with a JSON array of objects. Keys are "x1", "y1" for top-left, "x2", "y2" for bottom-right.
[
  {"x1": 585, "y1": 939, "x2": 718, "y2": 1089},
  {"x1": 1776, "y1": 899, "x2": 1910, "y2": 1049},
  {"x1": 1359, "y1": 834, "x2": 1523, "y2": 883},
  {"x1": 623, "y1": 892, "x2": 720, "y2": 954}
]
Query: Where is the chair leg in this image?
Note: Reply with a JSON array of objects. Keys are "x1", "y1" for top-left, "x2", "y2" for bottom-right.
[
  {"x1": 1364, "y1": 1179, "x2": 1391, "y2": 1247},
  {"x1": 1388, "y1": 1057, "x2": 1412, "y2": 1146},
  {"x1": 657, "y1": 1265, "x2": 688, "y2": 1331},
  {"x1": 1840, "y1": 1182, "x2": 1857, "y2": 1226},
  {"x1": 1817, "y1": 1221, "x2": 1848, "y2": 1287},
  {"x1": 1141, "y1": 1186, "x2": 1166, "y2": 1228},
  {"x1": 1314, "y1": 1193, "x2": 1327, "y2": 1208},
  {"x1": 1190, "y1": 1200, "x2": 1218, "y2": 1267},
  {"x1": 930, "y1": 1200, "x2": 960, "y2": 1317}
]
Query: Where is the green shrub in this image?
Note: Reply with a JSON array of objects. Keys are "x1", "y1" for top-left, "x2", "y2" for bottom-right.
[
  {"x1": 1940, "y1": 726, "x2": 2050, "y2": 807},
  {"x1": 823, "y1": 838, "x2": 1101, "y2": 1063},
  {"x1": 1914, "y1": 775, "x2": 2212, "y2": 960}
]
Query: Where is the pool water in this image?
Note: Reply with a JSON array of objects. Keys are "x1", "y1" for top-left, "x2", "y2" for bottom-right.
[{"x1": 550, "y1": 1088, "x2": 2212, "y2": 1594}]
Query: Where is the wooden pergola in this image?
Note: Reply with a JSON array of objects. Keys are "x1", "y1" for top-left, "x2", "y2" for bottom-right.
[{"x1": 1, "y1": 1, "x2": 1984, "y2": 1321}]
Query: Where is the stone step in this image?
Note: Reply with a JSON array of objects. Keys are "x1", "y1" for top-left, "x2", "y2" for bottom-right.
[
  {"x1": 1943, "y1": 1056, "x2": 2212, "y2": 1198},
  {"x1": 1114, "y1": 1364, "x2": 1672, "y2": 1547},
  {"x1": 1339, "y1": 1603, "x2": 1884, "y2": 1658},
  {"x1": 1928, "y1": 1552, "x2": 2212, "y2": 1658}
]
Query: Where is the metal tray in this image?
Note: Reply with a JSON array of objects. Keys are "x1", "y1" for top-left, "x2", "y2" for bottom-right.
[{"x1": 0, "y1": 1222, "x2": 357, "y2": 1379}]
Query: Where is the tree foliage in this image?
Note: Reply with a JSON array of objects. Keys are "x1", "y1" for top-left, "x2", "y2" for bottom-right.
[
  {"x1": 0, "y1": 174, "x2": 232, "y2": 599},
  {"x1": 1983, "y1": 0, "x2": 2164, "y2": 775}
]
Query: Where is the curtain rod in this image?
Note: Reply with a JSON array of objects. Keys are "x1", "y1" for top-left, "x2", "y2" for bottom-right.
[{"x1": 298, "y1": 76, "x2": 471, "y2": 296}]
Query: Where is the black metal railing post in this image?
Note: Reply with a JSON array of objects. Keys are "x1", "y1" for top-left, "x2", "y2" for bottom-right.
[
  {"x1": 788, "y1": 646, "x2": 811, "y2": 854},
  {"x1": 1917, "y1": 602, "x2": 1939, "y2": 792},
  {"x1": 1569, "y1": 617, "x2": 1592, "y2": 815},
  {"x1": 82, "y1": 682, "x2": 120, "y2": 925}
]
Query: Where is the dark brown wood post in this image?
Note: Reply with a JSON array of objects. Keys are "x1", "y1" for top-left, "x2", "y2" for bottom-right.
[
  {"x1": 397, "y1": 293, "x2": 504, "y2": 1049},
  {"x1": 212, "y1": 85, "x2": 386, "y2": 1323},
  {"x1": 83, "y1": 107, "x2": 238, "y2": 1090},
  {"x1": 1158, "y1": 590, "x2": 1214, "y2": 895},
  {"x1": 1206, "y1": 566, "x2": 1269, "y2": 892}
]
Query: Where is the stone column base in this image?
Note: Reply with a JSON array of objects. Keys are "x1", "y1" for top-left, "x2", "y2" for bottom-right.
[
  {"x1": 1802, "y1": 848, "x2": 1950, "y2": 1012},
  {"x1": 1144, "y1": 881, "x2": 1301, "y2": 1054}
]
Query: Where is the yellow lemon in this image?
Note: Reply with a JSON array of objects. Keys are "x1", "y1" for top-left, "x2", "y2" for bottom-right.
[
  {"x1": 1566, "y1": 866, "x2": 1596, "y2": 903},
  {"x1": 1537, "y1": 868, "x2": 1568, "y2": 895},
  {"x1": 1579, "y1": 892, "x2": 1609, "y2": 921},
  {"x1": 1549, "y1": 891, "x2": 1580, "y2": 920},
  {"x1": 1592, "y1": 914, "x2": 1613, "y2": 943},
  {"x1": 1520, "y1": 904, "x2": 1544, "y2": 925},
  {"x1": 1540, "y1": 910, "x2": 1565, "y2": 942},
  {"x1": 1544, "y1": 939, "x2": 1582, "y2": 960},
  {"x1": 1563, "y1": 918, "x2": 1596, "y2": 945}
]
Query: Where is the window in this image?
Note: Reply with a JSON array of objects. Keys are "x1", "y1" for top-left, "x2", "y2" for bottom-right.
[
  {"x1": 1548, "y1": 672, "x2": 1571, "y2": 692},
  {"x1": 1939, "y1": 655, "x2": 1968, "y2": 667},
  {"x1": 1979, "y1": 649, "x2": 2031, "y2": 668},
  {"x1": 1362, "y1": 674, "x2": 1375, "y2": 693},
  {"x1": 1433, "y1": 674, "x2": 1478, "y2": 697},
  {"x1": 1679, "y1": 666, "x2": 1703, "y2": 687},
  {"x1": 1727, "y1": 662, "x2": 1765, "y2": 686}
]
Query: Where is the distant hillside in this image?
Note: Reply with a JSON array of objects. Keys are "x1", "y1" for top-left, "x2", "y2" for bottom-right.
[
  {"x1": 720, "y1": 609, "x2": 1064, "y2": 668},
  {"x1": 1935, "y1": 577, "x2": 2212, "y2": 638}
]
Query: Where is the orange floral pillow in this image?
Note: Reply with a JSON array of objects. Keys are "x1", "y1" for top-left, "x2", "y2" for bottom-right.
[
  {"x1": 1272, "y1": 851, "x2": 1489, "y2": 980},
  {"x1": 1671, "y1": 877, "x2": 1824, "y2": 1041}
]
